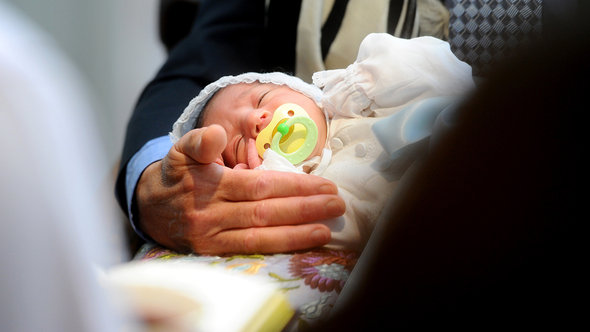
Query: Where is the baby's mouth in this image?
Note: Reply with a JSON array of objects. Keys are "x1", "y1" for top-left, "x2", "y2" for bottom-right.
[{"x1": 247, "y1": 137, "x2": 262, "y2": 169}]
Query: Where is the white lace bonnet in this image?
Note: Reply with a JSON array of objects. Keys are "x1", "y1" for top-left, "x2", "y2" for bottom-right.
[{"x1": 169, "y1": 72, "x2": 324, "y2": 142}]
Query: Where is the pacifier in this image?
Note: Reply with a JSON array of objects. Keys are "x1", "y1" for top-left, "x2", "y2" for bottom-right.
[{"x1": 255, "y1": 103, "x2": 318, "y2": 165}]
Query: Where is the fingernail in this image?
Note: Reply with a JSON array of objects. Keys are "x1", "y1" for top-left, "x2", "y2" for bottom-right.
[
  {"x1": 311, "y1": 228, "x2": 329, "y2": 244},
  {"x1": 319, "y1": 183, "x2": 337, "y2": 194},
  {"x1": 325, "y1": 198, "x2": 345, "y2": 216}
]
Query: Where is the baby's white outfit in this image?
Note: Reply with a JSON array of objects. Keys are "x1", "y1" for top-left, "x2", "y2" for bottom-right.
[{"x1": 262, "y1": 33, "x2": 475, "y2": 251}]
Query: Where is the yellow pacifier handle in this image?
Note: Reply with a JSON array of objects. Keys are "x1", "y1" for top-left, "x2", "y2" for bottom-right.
[{"x1": 255, "y1": 103, "x2": 319, "y2": 165}]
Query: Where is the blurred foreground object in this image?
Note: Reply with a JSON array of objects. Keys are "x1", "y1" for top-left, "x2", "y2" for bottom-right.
[
  {"x1": 0, "y1": 2, "x2": 123, "y2": 331},
  {"x1": 318, "y1": 5, "x2": 588, "y2": 330},
  {"x1": 102, "y1": 260, "x2": 294, "y2": 332}
]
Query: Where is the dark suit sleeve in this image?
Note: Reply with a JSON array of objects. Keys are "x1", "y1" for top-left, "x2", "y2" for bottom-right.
[{"x1": 115, "y1": 0, "x2": 278, "y2": 214}]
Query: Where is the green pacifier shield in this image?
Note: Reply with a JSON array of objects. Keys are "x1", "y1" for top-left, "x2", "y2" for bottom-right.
[{"x1": 271, "y1": 116, "x2": 318, "y2": 165}]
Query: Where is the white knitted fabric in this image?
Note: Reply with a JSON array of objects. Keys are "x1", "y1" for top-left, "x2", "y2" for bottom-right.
[{"x1": 170, "y1": 72, "x2": 324, "y2": 142}]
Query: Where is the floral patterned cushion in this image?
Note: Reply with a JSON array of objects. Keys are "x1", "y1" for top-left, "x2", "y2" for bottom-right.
[{"x1": 134, "y1": 244, "x2": 359, "y2": 331}]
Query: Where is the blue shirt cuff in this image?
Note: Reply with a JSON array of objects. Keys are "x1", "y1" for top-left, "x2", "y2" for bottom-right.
[{"x1": 125, "y1": 136, "x2": 173, "y2": 241}]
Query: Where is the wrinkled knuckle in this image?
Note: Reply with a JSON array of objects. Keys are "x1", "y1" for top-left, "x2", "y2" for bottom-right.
[
  {"x1": 190, "y1": 210, "x2": 225, "y2": 236},
  {"x1": 254, "y1": 175, "x2": 273, "y2": 198},
  {"x1": 182, "y1": 211, "x2": 201, "y2": 231},
  {"x1": 181, "y1": 211, "x2": 221, "y2": 253},
  {"x1": 293, "y1": 177, "x2": 306, "y2": 193},
  {"x1": 252, "y1": 201, "x2": 269, "y2": 227},
  {"x1": 297, "y1": 197, "x2": 313, "y2": 221},
  {"x1": 242, "y1": 228, "x2": 259, "y2": 253}
]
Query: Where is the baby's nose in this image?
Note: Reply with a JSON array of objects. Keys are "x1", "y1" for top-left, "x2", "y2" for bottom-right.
[{"x1": 250, "y1": 110, "x2": 272, "y2": 137}]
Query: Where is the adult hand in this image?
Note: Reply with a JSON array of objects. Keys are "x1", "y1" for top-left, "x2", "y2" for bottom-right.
[{"x1": 135, "y1": 125, "x2": 345, "y2": 255}]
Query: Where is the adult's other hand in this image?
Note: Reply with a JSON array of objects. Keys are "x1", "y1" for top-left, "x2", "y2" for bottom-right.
[{"x1": 136, "y1": 125, "x2": 345, "y2": 255}]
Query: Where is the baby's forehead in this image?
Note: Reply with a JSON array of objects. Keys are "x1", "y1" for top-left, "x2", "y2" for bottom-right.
[
  {"x1": 223, "y1": 82, "x2": 286, "y2": 92},
  {"x1": 206, "y1": 82, "x2": 268, "y2": 109},
  {"x1": 212, "y1": 82, "x2": 300, "y2": 103},
  {"x1": 215, "y1": 82, "x2": 266, "y2": 98}
]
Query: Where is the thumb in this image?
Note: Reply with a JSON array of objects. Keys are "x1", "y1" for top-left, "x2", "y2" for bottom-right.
[{"x1": 173, "y1": 125, "x2": 227, "y2": 165}]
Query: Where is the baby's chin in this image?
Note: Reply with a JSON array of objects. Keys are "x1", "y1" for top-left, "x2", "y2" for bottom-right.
[{"x1": 245, "y1": 137, "x2": 325, "y2": 170}]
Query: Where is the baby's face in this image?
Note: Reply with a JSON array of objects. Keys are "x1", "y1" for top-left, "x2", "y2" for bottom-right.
[{"x1": 202, "y1": 82, "x2": 327, "y2": 169}]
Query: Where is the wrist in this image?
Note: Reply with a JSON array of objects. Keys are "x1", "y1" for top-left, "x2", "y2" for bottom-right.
[{"x1": 134, "y1": 160, "x2": 163, "y2": 240}]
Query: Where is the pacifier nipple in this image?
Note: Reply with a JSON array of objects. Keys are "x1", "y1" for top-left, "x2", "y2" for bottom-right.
[{"x1": 255, "y1": 103, "x2": 319, "y2": 165}]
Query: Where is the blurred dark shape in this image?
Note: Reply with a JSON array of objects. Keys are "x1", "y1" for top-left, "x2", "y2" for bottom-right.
[
  {"x1": 159, "y1": 0, "x2": 200, "y2": 52},
  {"x1": 316, "y1": 12, "x2": 588, "y2": 331}
]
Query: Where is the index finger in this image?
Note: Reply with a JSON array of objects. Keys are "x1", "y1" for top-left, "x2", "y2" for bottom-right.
[
  {"x1": 213, "y1": 194, "x2": 345, "y2": 230},
  {"x1": 220, "y1": 169, "x2": 339, "y2": 201},
  {"x1": 203, "y1": 224, "x2": 332, "y2": 255}
]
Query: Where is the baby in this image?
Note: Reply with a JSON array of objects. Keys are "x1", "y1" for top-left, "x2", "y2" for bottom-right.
[
  {"x1": 171, "y1": 33, "x2": 475, "y2": 251},
  {"x1": 172, "y1": 70, "x2": 330, "y2": 171}
]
